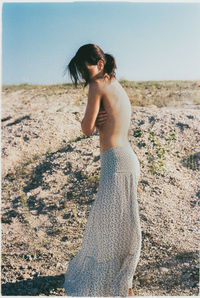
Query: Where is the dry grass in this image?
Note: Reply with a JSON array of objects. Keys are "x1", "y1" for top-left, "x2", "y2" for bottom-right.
[{"x1": 2, "y1": 80, "x2": 199, "y2": 108}]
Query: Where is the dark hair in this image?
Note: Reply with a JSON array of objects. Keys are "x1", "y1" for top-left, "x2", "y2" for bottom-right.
[{"x1": 63, "y1": 44, "x2": 117, "y2": 88}]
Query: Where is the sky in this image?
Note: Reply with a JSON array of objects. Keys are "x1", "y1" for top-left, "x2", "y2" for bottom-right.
[{"x1": 2, "y1": 1, "x2": 200, "y2": 85}]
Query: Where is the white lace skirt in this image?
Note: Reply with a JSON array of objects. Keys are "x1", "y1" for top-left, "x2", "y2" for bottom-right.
[{"x1": 63, "y1": 143, "x2": 142, "y2": 297}]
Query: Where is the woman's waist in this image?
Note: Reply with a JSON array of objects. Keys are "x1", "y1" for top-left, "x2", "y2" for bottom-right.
[{"x1": 99, "y1": 135, "x2": 130, "y2": 153}]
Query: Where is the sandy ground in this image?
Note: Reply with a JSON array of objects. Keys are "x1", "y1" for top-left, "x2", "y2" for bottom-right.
[{"x1": 1, "y1": 82, "x2": 200, "y2": 296}]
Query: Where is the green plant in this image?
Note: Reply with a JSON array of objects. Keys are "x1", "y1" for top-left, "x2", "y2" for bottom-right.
[
  {"x1": 87, "y1": 175, "x2": 100, "y2": 183},
  {"x1": 133, "y1": 127, "x2": 177, "y2": 175}
]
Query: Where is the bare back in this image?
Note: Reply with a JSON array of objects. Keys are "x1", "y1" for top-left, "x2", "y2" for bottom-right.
[{"x1": 97, "y1": 78, "x2": 132, "y2": 153}]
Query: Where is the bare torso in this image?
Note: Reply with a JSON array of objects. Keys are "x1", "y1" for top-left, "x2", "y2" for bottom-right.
[{"x1": 96, "y1": 77, "x2": 132, "y2": 153}]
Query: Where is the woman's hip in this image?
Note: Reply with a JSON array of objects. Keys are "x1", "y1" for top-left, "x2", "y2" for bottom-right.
[{"x1": 100, "y1": 144, "x2": 140, "y2": 175}]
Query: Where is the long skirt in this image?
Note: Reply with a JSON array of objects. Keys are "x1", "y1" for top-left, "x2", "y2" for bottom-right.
[{"x1": 63, "y1": 143, "x2": 142, "y2": 297}]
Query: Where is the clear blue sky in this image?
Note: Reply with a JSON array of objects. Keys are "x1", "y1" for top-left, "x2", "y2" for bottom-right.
[{"x1": 2, "y1": 1, "x2": 200, "y2": 85}]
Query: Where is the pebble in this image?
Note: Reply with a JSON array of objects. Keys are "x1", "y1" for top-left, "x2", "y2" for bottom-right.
[
  {"x1": 23, "y1": 273, "x2": 30, "y2": 279},
  {"x1": 160, "y1": 267, "x2": 169, "y2": 273}
]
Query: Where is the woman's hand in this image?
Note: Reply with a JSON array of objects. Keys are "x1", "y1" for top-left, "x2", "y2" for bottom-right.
[{"x1": 95, "y1": 110, "x2": 108, "y2": 130}]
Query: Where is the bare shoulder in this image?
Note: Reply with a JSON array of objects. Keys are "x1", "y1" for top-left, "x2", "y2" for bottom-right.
[
  {"x1": 89, "y1": 80, "x2": 102, "y2": 92},
  {"x1": 89, "y1": 80, "x2": 105, "y2": 98},
  {"x1": 94, "y1": 76, "x2": 118, "y2": 90}
]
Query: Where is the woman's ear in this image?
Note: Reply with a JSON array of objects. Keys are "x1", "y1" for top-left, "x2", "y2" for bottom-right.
[{"x1": 97, "y1": 59, "x2": 104, "y2": 71}]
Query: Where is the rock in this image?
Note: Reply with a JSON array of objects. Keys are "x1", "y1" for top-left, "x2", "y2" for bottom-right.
[
  {"x1": 139, "y1": 274, "x2": 152, "y2": 284},
  {"x1": 160, "y1": 267, "x2": 169, "y2": 273},
  {"x1": 141, "y1": 214, "x2": 148, "y2": 222},
  {"x1": 23, "y1": 273, "x2": 31, "y2": 279}
]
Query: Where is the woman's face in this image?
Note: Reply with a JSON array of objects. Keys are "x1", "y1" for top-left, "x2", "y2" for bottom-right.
[
  {"x1": 85, "y1": 62, "x2": 98, "y2": 79},
  {"x1": 85, "y1": 60, "x2": 104, "y2": 81}
]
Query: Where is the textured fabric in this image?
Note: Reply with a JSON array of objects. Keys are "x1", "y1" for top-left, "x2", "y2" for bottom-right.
[{"x1": 63, "y1": 143, "x2": 142, "y2": 297}]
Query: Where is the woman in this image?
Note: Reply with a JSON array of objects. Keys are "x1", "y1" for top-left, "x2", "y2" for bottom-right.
[{"x1": 63, "y1": 44, "x2": 142, "y2": 297}]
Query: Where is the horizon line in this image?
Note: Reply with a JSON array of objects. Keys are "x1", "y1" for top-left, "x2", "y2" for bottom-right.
[{"x1": 2, "y1": 79, "x2": 200, "y2": 87}]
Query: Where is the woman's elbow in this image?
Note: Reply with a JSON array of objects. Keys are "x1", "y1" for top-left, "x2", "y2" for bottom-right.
[
  {"x1": 82, "y1": 129, "x2": 91, "y2": 137},
  {"x1": 81, "y1": 124, "x2": 93, "y2": 136}
]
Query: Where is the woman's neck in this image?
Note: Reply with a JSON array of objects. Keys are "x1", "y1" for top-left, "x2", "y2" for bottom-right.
[{"x1": 90, "y1": 73, "x2": 115, "y2": 84}]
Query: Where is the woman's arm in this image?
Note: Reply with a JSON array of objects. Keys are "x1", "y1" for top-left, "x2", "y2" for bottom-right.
[{"x1": 81, "y1": 81, "x2": 102, "y2": 136}]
